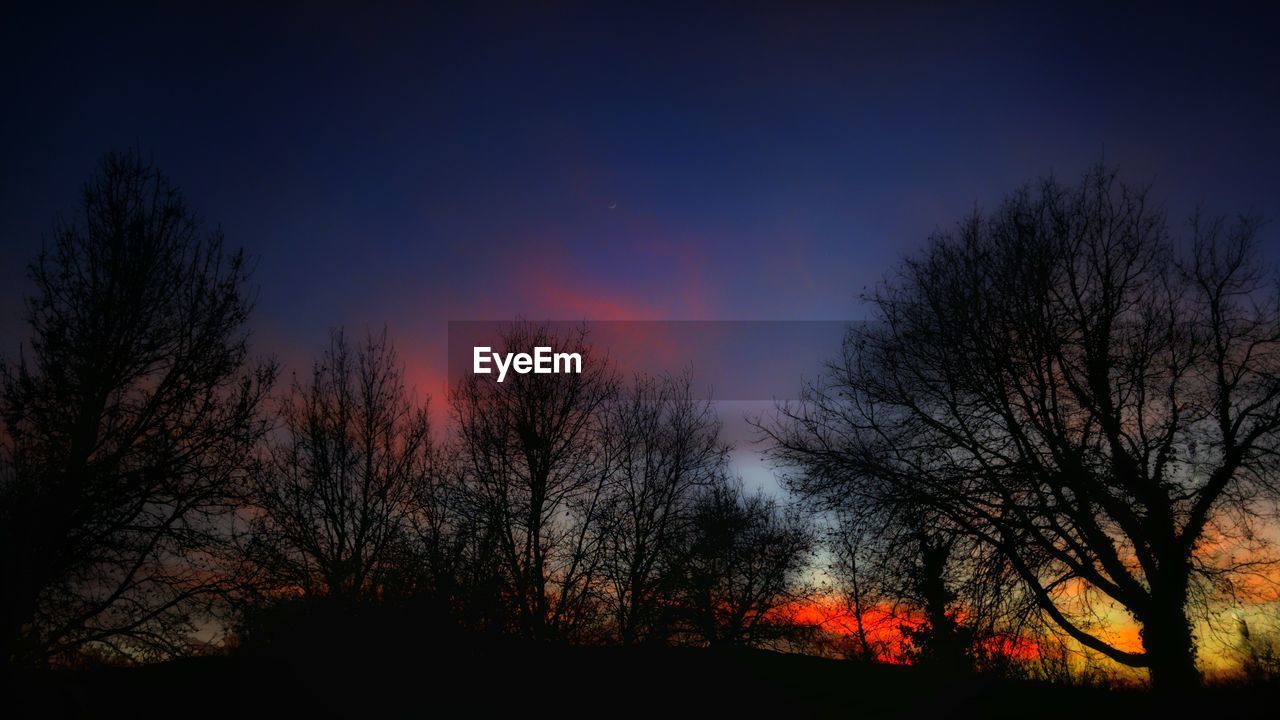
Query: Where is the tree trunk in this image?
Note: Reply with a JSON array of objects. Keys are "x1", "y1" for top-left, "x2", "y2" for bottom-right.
[{"x1": 1142, "y1": 569, "x2": 1201, "y2": 692}]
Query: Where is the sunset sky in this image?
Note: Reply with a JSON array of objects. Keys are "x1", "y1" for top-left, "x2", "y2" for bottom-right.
[
  {"x1": 6, "y1": 3, "x2": 1280, "y2": 682},
  {"x1": 3, "y1": 3, "x2": 1280, "y2": 493}
]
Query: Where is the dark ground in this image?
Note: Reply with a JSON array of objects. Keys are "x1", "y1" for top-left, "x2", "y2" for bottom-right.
[{"x1": 5, "y1": 643, "x2": 1278, "y2": 719}]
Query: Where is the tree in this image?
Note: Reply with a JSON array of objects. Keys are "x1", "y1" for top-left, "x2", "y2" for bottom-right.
[
  {"x1": 765, "y1": 167, "x2": 1280, "y2": 690},
  {"x1": 895, "y1": 525, "x2": 975, "y2": 673},
  {"x1": 677, "y1": 479, "x2": 814, "y2": 648},
  {"x1": 831, "y1": 505, "x2": 976, "y2": 669},
  {"x1": 245, "y1": 329, "x2": 430, "y2": 601},
  {"x1": 451, "y1": 321, "x2": 618, "y2": 640},
  {"x1": 823, "y1": 511, "x2": 893, "y2": 662},
  {"x1": 0, "y1": 150, "x2": 274, "y2": 665},
  {"x1": 595, "y1": 372, "x2": 728, "y2": 645},
  {"x1": 818, "y1": 494, "x2": 1033, "y2": 672}
]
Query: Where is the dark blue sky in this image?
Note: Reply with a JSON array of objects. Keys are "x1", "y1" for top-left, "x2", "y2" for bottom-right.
[{"x1": 3, "y1": 1, "x2": 1279, "y2": 390}]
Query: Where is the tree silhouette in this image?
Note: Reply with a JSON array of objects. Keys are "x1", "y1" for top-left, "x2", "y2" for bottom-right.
[
  {"x1": 677, "y1": 479, "x2": 814, "y2": 648},
  {"x1": 450, "y1": 321, "x2": 619, "y2": 640},
  {"x1": 817, "y1": 496, "x2": 1033, "y2": 672},
  {"x1": 595, "y1": 371, "x2": 728, "y2": 645},
  {"x1": 766, "y1": 166, "x2": 1280, "y2": 691},
  {"x1": 244, "y1": 329, "x2": 430, "y2": 601},
  {"x1": 824, "y1": 512, "x2": 893, "y2": 662},
  {"x1": 897, "y1": 526, "x2": 975, "y2": 674},
  {"x1": 0, "y1": 150, "x2": 274, "y2": 665}
]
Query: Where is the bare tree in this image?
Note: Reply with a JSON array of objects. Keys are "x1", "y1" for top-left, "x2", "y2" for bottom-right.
[
  {"x1": 820, "y1": 497, "x2": 1035, "y2": 672},
  {"x1": 245, "y1": 329, "x2": 430, "y2": 601},
  {"x1": 0, "y1": 150, "x2": 274, "y2": 665},
  {"x1": 825, "y1": 507, "x2": 976, "y2": 668},
  {"x1": 677, "y1": 479, "x2": 814, "y2": 648},
  {"x1": 765, "y1": 166, "x2": 1280, "y2": 690},
  {"x1": 595, "y1": 372, "x2": 728, "y2": 645},
  {"x1": 824, "y1": 512, "x2": 893, "y2": 662},
  {"x1": 450, "y1": 321, "x2": 618, "y2": 640},
  {"x1": 390, "y1": 441, "x2": 472, "y2": 607}
]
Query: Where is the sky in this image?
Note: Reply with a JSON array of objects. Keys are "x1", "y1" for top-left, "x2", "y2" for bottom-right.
[{"x1": 3, "y1": 2, "x2": 1280, "y2": 492}]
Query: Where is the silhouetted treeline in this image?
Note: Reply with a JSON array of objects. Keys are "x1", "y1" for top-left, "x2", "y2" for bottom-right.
[
  {"x1": 0, "y1": 153, "x2": 816, "y2": 669},
  {"x1": 5, "y1": 152, "x2": 1280, "y2": 698},
  {"x1": 238, "y1": 320, "x2": 815, "y2": 653}
]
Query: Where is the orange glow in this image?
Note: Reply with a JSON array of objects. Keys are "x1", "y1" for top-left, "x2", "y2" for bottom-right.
[{"x1": 771, "y1": 597, "x2": 919, "y2": 662}]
